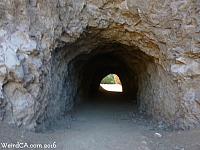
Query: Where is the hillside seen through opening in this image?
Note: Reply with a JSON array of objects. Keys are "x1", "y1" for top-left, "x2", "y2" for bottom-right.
[{"x1": 100, "y1": 74, "x2": 123, "y2": 93}]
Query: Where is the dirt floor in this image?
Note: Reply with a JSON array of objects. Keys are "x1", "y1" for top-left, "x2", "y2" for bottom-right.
[{"x1": 0, "y1": 87, "x2": 200, "y2": 150}]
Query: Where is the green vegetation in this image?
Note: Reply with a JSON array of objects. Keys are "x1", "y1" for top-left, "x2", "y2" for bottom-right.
[{"x1": 101, "y1": 74, "x2": 115, "y2": 84}]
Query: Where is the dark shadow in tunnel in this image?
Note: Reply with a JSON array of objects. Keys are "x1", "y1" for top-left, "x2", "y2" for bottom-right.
[
  {"x1": 82, "y1": 55, "x2": 131, "y2": 97},
  {"x1": 38, "y1": 38, "x2": 171, "y2": 131},
  {"x1": 68, "y1": 44, "x2": 140, "y2": 107}
]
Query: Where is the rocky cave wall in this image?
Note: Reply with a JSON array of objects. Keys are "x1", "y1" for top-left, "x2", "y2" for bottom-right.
[{"x1": 0, "y1": 0, "x2": 199, "y2": 130}]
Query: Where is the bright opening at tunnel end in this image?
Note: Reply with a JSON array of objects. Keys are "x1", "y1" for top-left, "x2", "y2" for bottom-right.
[{"x1": 100, "y1": 74, "x2": 123, "y2": 92}]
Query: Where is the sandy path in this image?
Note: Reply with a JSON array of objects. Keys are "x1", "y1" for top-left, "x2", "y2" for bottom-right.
[{"x1": 0, "y1": 94, "x2": 200, "y2": 150}]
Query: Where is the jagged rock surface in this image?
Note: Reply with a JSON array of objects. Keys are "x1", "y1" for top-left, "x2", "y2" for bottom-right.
[{"x1": 0, "y1": 0, "x2": 199, "y2": 130}]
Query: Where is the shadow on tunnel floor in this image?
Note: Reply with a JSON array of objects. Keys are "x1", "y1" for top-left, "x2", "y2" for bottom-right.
[{"x1": 90, "y1": 87, "x2": 137, "y2": 105}]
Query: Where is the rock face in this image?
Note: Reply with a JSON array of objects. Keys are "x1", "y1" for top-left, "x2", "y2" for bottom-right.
[
  {"x1": 114, "y1": 74, "x2": 121, "y2": 85},
  {"x1": 0, "y1": 0, "x2": 200, "y2": 130}
]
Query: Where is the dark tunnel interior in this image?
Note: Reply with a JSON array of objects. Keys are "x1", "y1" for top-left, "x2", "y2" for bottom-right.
[
  {"x1": 66, "y1": 43, "x2": 154, "y2": 106},
  {"x1": 44, "y1": 41, "x2": 167, "y2": 128}
]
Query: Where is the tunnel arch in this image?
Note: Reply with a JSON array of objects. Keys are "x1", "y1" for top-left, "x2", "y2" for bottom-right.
[
  {"x1": 37, "y1": 35, "x2": 178, "y2": 130},
  {"x1": 1, "y1": 0, "x2": 199, "y2": 131},
  {"x1": 69, "y1": 46, "x2": 139, "y2": 101}
]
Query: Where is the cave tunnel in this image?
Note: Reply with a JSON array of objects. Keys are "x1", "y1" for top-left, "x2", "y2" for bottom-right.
[
  {"x1": 43, "y1": 40, "x2": 172, "y2": 129},
  {"x1": 67, "y1": 43, "x2": 145, "y2": 105}
]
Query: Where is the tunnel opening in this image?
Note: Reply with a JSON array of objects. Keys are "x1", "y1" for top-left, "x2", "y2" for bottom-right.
[
  {"x1": 37, "y1": 36, "x2": 177, "y2": 130},
  {"x1": 99, "y1": 74, "x2": 123, "y2": 93},
  {"x1": 67, "y1": 44, "x2": 140, "y2": 104}
]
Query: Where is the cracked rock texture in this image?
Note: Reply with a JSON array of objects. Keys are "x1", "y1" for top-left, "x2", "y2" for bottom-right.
[{"x1": 0, "y1": 0, "x2": 199, "y2": 130}]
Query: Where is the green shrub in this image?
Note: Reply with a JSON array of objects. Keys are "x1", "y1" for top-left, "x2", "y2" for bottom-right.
[{"x1": 101, "y1": 74, "x2": 115, "y2": 84}]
